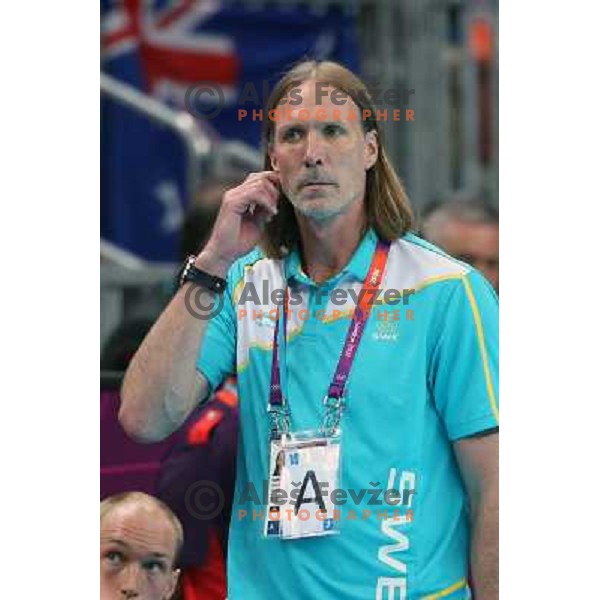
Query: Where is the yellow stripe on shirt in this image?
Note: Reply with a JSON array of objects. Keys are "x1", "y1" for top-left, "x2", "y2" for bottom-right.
[
  {"x1": 422, "y1": 577, "x2": 468, "y2": 599},
  {"x1": 462, "y1": 276, "x2": 499, "y2": 423}
]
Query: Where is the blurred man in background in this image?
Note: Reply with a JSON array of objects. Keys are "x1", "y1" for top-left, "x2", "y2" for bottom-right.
[
  {"x1": 421, "y1": 199, "x2": 499, "y2": 292},
  {"x1": 181, "y1": 174, "x2": 246, "y2": 259},
  {"x1": 101, "y1": 174, "x2": 247, "y2": 373},
  {"x1": 100, "y1": 492, "x2": 182, "y2": 600}
]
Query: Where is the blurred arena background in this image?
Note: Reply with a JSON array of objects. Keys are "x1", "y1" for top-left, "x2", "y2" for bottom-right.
[{"x1": 100, "y1": 0, "x2": 498, "y2": 496}]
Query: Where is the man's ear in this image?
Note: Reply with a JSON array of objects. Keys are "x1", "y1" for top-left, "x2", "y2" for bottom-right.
[
  {"x1": 364, "y1": 130, "x2": 378, "y2": 171},
  {"x1": 268, "y1": 144, "x2": 280, "y2": 172},
  {"x1": 166, "y1": 568, "x2": 180, "y2": 599}
]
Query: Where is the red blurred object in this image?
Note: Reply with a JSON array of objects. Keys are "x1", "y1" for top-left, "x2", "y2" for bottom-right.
[
  {"x1": 469, "y1": 18, "x2": 493, "y2": 63},
  {"x1": 181, "y1": 529, "x2": 227, "y2": 600},
  {"x1": 187, "y1": 408, "x2": 225, "y2": 446}
]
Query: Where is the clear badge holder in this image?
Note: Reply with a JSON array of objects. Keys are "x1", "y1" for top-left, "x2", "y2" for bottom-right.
[{"x1": 264, "y1": 426, "x2": 342, "y2": 540}]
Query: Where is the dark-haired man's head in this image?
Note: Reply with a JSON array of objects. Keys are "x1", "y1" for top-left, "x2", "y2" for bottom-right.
[
  {"x1": 181, "y1": 174, "x2": 246, "y2": 259},
  {"x1": 422, "y1": 199, "x2": 499, "y2": 291}
]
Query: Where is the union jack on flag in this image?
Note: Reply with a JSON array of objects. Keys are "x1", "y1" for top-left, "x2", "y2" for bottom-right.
[{"x1": 102, "y1": 0, "x2": 240, "y2": 107}]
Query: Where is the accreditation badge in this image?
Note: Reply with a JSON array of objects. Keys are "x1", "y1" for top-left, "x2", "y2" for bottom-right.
[{"x1": 264, "y1": 430, "x2": 341, "y2": 540}]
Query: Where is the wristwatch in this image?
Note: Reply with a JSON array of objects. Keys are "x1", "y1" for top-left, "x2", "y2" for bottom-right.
[{"x1": 177, "y1": 255, "x2": 227, "y2": 294}]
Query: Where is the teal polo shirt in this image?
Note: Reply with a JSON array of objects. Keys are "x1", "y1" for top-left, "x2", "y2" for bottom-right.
[{"x1": 197, "y1": 229, "x2": 499, "y2": 599}]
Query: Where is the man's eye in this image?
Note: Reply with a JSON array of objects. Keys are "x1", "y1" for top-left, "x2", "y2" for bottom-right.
[
  {"x1": 143, "y1": 560, "x2": 166, "y2": 574},
  {"x1": 323, "y1": 124, "x2": 343, "y2": 137},
  {"x1": 105, "y1": 551, "x2": 123, "y2": 565},
  {"x1": 281, "y1": 128, "x2": 303, "y2": 142}
]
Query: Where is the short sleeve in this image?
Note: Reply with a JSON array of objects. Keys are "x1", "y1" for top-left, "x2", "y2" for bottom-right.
[
  {"x1": 429, "y1": 270, "x2": 499, "y2": 440},
  {"x1": 196, "y1": 265, "x2": 238, "y2": 394}
]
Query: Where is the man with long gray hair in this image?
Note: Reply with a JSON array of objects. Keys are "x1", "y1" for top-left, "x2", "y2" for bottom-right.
[{"x1": 120, "y1": 61, "x2": 498, "y2": 599}]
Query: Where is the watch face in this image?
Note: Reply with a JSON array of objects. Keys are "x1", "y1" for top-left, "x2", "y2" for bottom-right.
[{"x1": 178, "y1": 255, "x2": 195, "y2": 287}]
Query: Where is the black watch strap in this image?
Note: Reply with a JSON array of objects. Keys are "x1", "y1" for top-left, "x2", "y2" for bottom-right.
[{"x1": 178, "y1": 255, "x2": 227, "y2": 294}]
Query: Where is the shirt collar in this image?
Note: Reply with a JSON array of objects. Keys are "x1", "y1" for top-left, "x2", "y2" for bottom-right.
[{"x1": 284, "y1": 227, "x2": 379, "y2": 286}]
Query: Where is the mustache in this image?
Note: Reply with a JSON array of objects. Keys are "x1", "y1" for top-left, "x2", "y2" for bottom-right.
[{"x1": 296, "y1": 173, "x2": 337, "y2": 189}]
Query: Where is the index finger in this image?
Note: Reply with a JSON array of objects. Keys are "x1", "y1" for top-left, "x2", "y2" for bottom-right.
[{"x1": 247, "y1": 171, "x2": 280, "y2": 185}]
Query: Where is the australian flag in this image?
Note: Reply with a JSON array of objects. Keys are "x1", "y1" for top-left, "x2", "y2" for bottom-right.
[{"x1": 101, "y1": 0, "x2": 359, "y2": 262}]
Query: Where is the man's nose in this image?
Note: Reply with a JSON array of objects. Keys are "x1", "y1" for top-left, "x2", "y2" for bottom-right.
[
  {"x1": 303, "y1": 130, "x2": 325, "y2": 168},
  {"x1": 120, "y1": 564, "x2": 142, "y2": 598}
]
